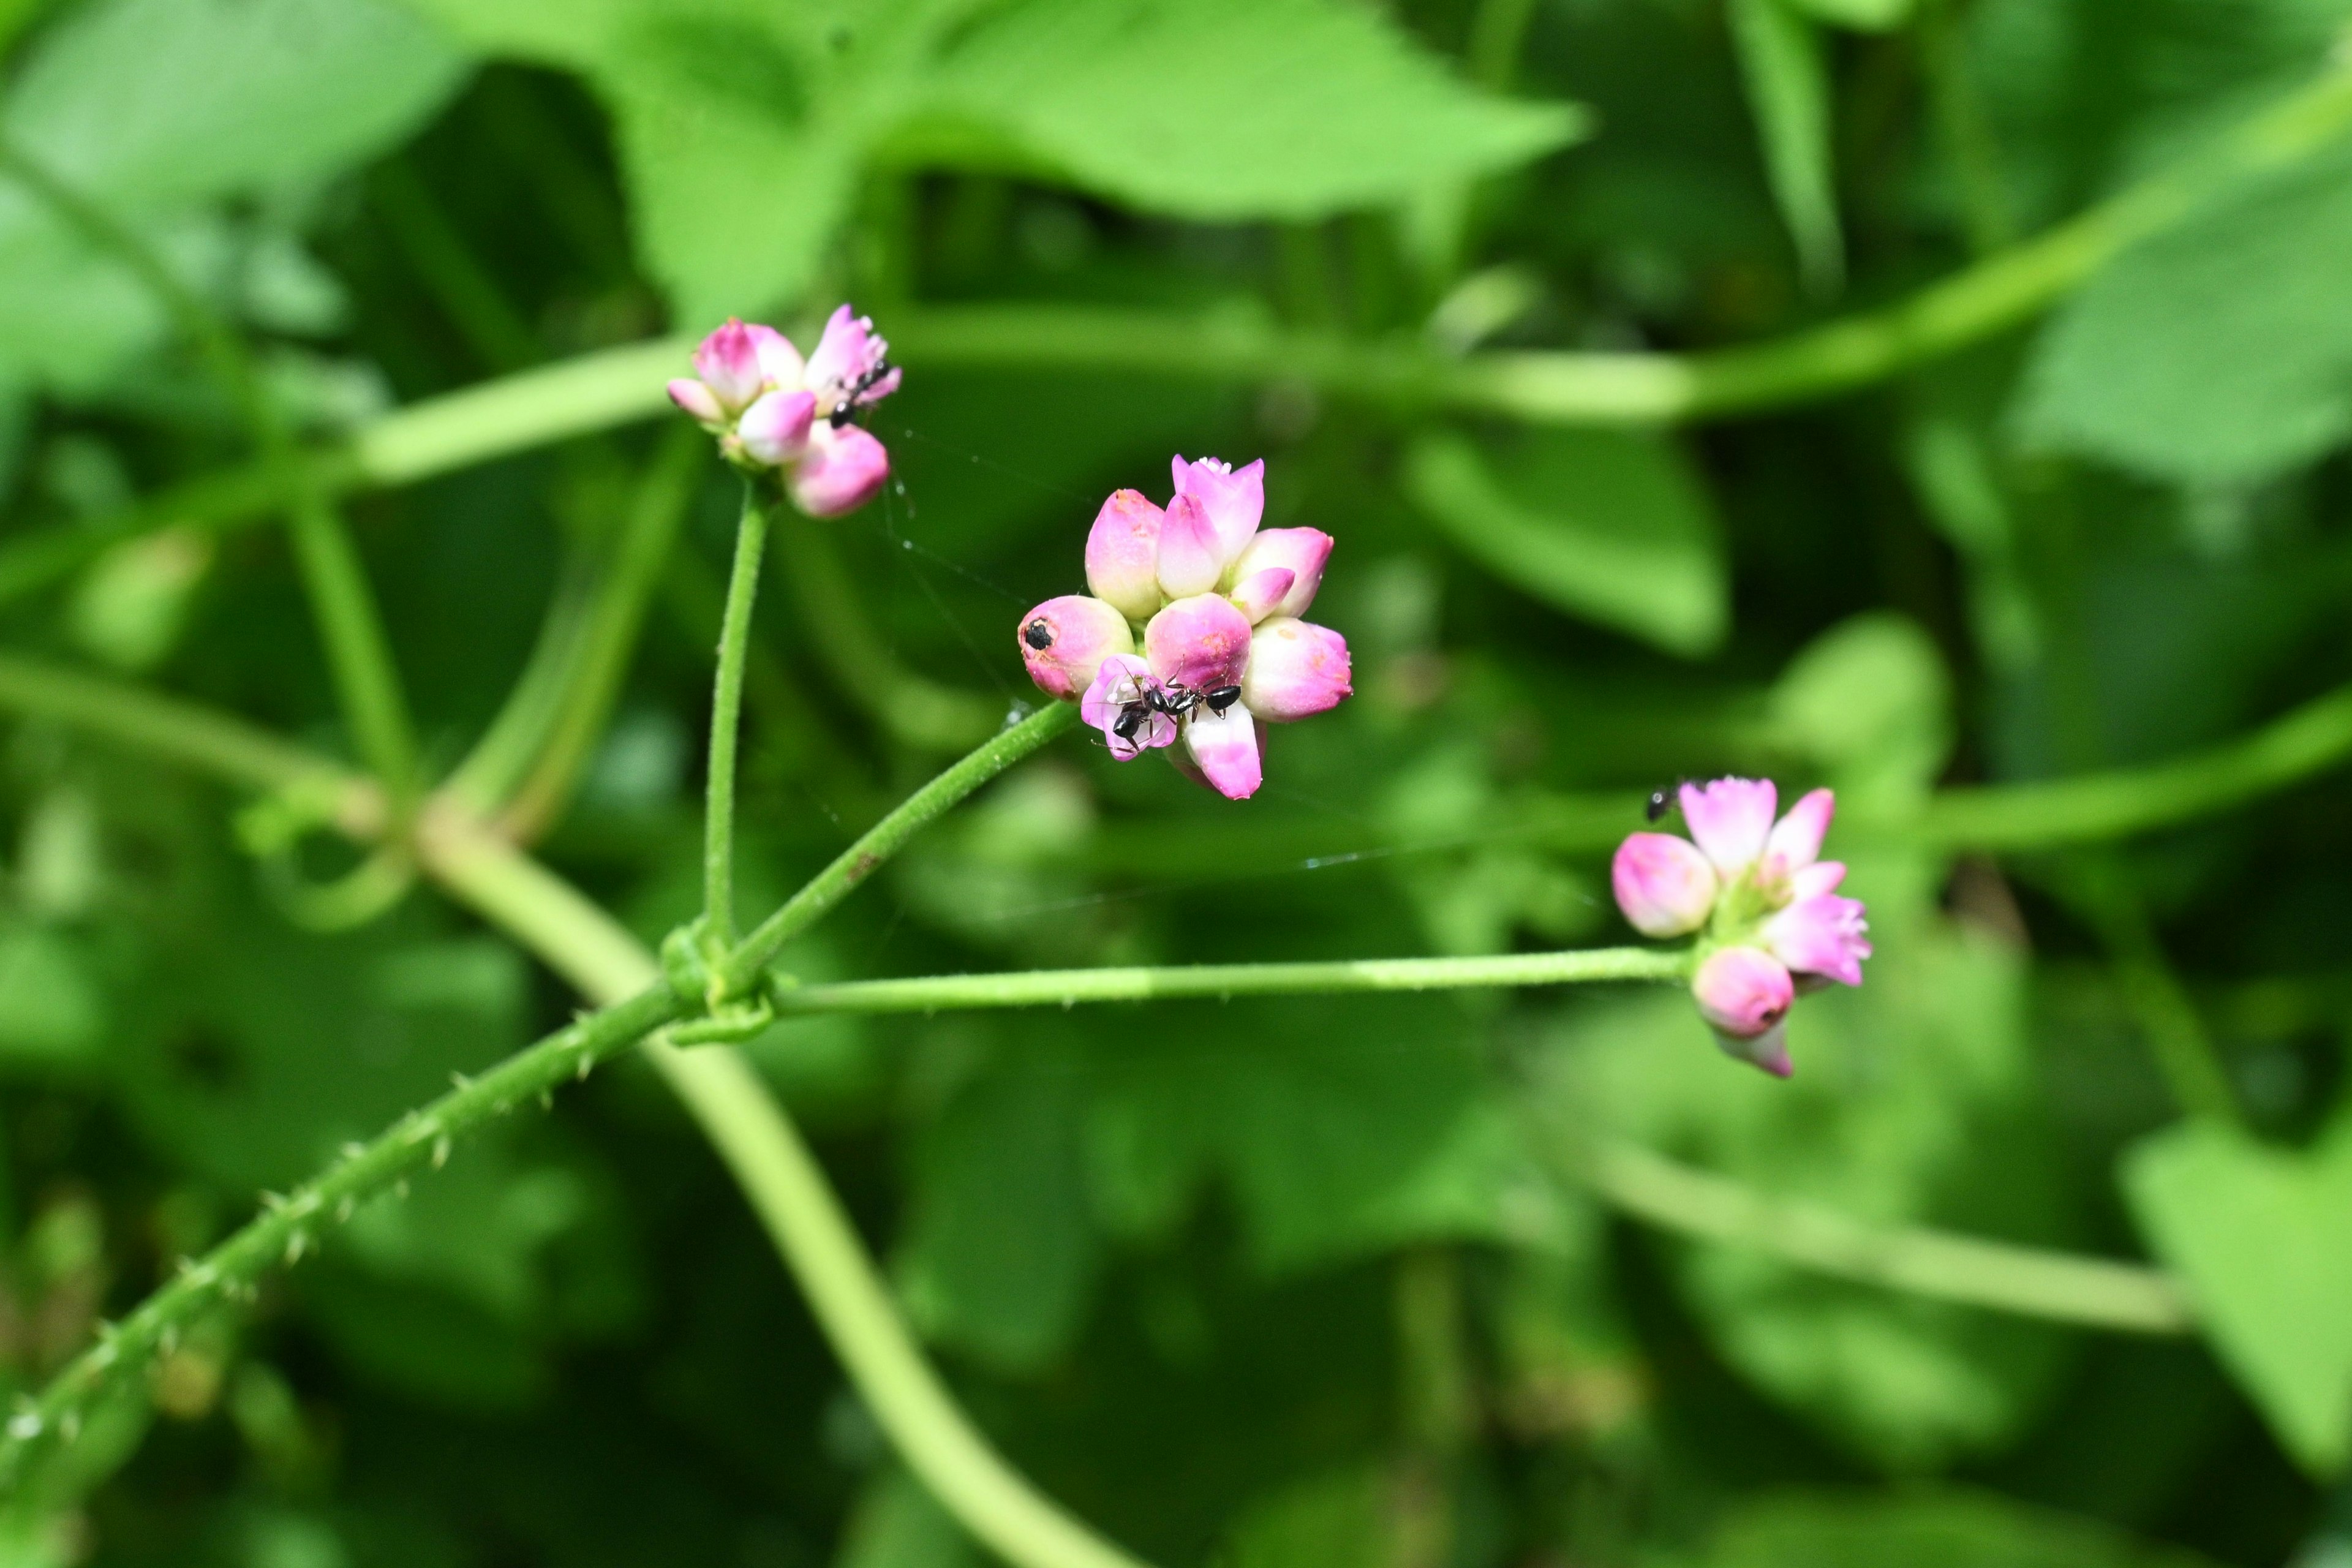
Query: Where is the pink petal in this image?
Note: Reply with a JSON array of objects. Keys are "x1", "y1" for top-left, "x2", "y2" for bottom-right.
[
  {"x1": 1227, "y1": 567, "x2": 1295, "y2": 624},
  {"x1": 737, "y1": 388, "x2": 816, "y2": 466},
  {"x1": 1170, "y1": 454, "x2": 1264, "y2": 565},
  {"x1": 1085, "y1": 489, "x2": 1166, "y2": 622},
  {"x1": 1713, "y1": 1020, "x2": 1793, "y2": 1077},
  {"x1": 1763, "y1": 788, "x2": 1835, "y2": 877},
  {"x1": 1183, "y1": 705, "x2": 1261, "y2": 799},
  {"x1": 1144, "y1": 594, "x2": 1253, "y2": 693},
  {"x1": 747, "y1": 323, "x2": 804, "y2": 389},
  {"x1": 1679, "y1": 777, "x2": 1778, "y2": 876},
  {"x1": 1611, "y1": 832, "x2": 1719, "y2": 938},
  {"x1": 805, "y1": 303, "x2": 892, "y2": 407},
  {"x1": 1229, "y1": 527, "x2": 1332, "y2": 617},
  {"x1": 1790, "y1": 860, "x2": 1846, "y2": 901},
  {"x1": 1080, "y1": 654, "x2": 1176, "y2": 760},
  {"x1": 668, "y1": 377, "x2": 725, "y2": 426},
  {"x1": 1019, "y1": 595, "x2": 1134, "y2": 703},
  {"x1": 1691, "y1": 946, "x2": 1793, "y2": 1039},
  {"x1": 692, "y1": 318, "x2": 765, "y2": 410},
  {"x1": 1155, "y1": 494, "x2": 1225, "y2": 598},
  {"x1": 1239, "y1": 617, "x2": 1350, "y2": 721},
  {"x1": 1763, "y1": 894, "x2": 1872, "y2": 987},
  {"x1": 788, "y1": 422, "x2": 889, "y2": 517}
]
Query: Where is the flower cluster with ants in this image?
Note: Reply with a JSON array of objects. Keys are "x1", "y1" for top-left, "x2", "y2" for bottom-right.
[{"x1": 667, "y1": 307, "x2": 900, "y2": 516}]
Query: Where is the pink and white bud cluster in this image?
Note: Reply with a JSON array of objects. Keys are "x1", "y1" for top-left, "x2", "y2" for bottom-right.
[
  {"x1": 666, "y1": 306, "x2": 901, "y2": 516},
  {"x1": 1016, "y1": 456, "x2": 1351, "y2": 800},
  {"x1": 1612, "y1": 778, "x2": 1871, "y2": 1077}
]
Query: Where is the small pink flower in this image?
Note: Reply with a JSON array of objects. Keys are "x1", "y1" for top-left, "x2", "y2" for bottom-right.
[
  {"x1": 1227, "y1": 567, "x2": 1297, "y2": 624},
  {"x1": 1085, "y1": 489, "x2": 1166, "y2": 622},
  {"x1": 1692, "y1": 947, "x2": 1795, "y2": 1076},
  {"x1": 1171, "y1": 455, "x2": 1265, "y2": 563},
  {"x1": 1229, "y1": 528, "x2": 1332, "y2": 619},
  {"x1": 1080, "y1": 655, "x2": 1179, "y2": 760},
  {"x1": 1144, "y1": 594, "x2": 1252, "y2": 693},
  {"x1": 1183, "y1": 705, "x2": 1261, "y2": 799},
  {"x1": 1764, "y1": 874, "x2": 1872, "y2": 986},
  {"x1": 1611, "y1": 832, "x2": 1718, "y2": 938},
  {"x1": 1019, "y1": 595, "x2": 1134, "y2": 702},
  {"x1": 737, "y1": 388, "x2": 816, "y2": 466},
  {"x1": 668, "y1": 377, "x2": 726, "y2": 426},
  {"x1": 789, "y1": 423, "x2": 889, "y2": 517},
  {"x1": 1679, "y1": 777, "x2": 1779, "y2": 876},
  {"x1": 803, "y1": 305, "x2": 901, "y2": 416},
  {"x1": 1156, "y1": 493, "x2": 1227, "y2": 599},
  {"x1": 1238, "y1": 616, "x2": 1350, "y2": 721},
  {"x1": 690, "y1": 318, "x2": 770, "y2": 412}
]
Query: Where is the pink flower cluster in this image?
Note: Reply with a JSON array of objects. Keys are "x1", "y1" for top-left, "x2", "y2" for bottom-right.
[
  {"x1": 1017, "y1": 457, "x2": 1351, "y2": 799},
  {"x1": 1613, "y1": 778, "x2": 1871, "y2": 1077},
  {"x1": 667, "y1": 307, "x2": 900, "y2": 516}
]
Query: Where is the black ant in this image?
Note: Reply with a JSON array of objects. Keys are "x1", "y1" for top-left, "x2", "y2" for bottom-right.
[
  {"x1": 1023, "y1": 617, "x2": 1054, "y2": 650},
  {"x1": 1645, "y1": 776, "x2": 1695, "y2": 822},
  {"x1": 1105, "y1": 676, "x2": 1243, "y2": 750},
  {"x1": 826, "y1": 359, "x2": 895, "y2": 428}
]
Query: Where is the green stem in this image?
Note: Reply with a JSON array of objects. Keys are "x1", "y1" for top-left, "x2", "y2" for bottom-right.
[
  {"x1": 1580, "y1": 1140, "x2": 2193, "y2": 1335},
  {"x1": 704, "y1": 484, "x2": 774, "y2": 949},
  {"x1": 771, "y1": 514, "x2": 1002, "y2": 752},
  {"x1": 6, "y1": 58, "x2": 2348, "y2": 611},
  {"x1": 721, "y1": 702, "x2": 1074, "y2": 993},
  {"x1": 286, "y1": 488, "x2": 422, "y2": 799},
  {"x1": 0, "y1": 982, "x2": 685, "y2": 1487},
  {"x1": 768, "y1": 948, "x2": 1689, "y2": 1015},
  {"x1": 2068, "y1": 856, "x2": 2245, "y2": 1127}
]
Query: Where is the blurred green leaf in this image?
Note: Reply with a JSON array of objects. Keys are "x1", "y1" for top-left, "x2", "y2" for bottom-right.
[
  {"x1": 1728, "y1": 0, "x2": 1842, "y2": 293},
  {"x1": 1769, "y1": 612, "x2": 1954, "y2": 804},
  {"x1": 836, "y1": 1469, "x2": 978, "y2": 1568},
  {"x1": 0, "y1": 919, "x2": 104, "y2": 1068},
  {"x1": 1675, "y1": 1490, "x2": 2220, "y2": 1567},
  {"x1": 404, "y1": 0, "x2": 1581, "y2": 320},
  {"x1": 1403, "y1": 427, "x2": 1728, "y2": 657},
  {"x1": 0, "y1": 0, "x2": 472, "y2": 388},
  {"x1": 2016, "y1": 147, "x2": 2352, "y2": 484},
  {"x1": 1221, "y1": 1465, "x2": 1392, "y2": 1568},
  {"x1": 1779, "y1": 0, "x2": 1913, "y2": 29},
  {"x1": 2122, "y1": 1113, "x2": 2352, "y2": 1476}
]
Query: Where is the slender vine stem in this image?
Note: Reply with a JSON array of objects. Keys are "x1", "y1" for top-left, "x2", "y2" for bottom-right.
[
  {"x1": 704, "y1": 483, "x2": 774, "y2": 950},
  {"x1": 722, "y1": 702, "x2": 1076, "y2": 993},
  {"x1": 6, "y1": 59, "x2": 2350, "y2": 614},
  {"x1": 1581, "y1": 1140, "x2": 2193, "y2": 1334},
  {"x1": 769, "y1": 948, "x2": 1689, "y2": 1014}
]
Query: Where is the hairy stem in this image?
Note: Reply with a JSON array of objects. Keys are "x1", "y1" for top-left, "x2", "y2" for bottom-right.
[
  {"x1": 704, "y1": 483, "x2": 774, "y2": 949},
  {"x1": 769, "y1": 948, "x2": 1689, "y2": 1014},
  {"x1": 722, "y1": 701, "x2": 1076, "y2": 993}
]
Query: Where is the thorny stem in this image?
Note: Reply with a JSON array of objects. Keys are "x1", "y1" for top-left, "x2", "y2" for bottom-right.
[
  {"x1": 7, "y1": 59, "x2": 2352, "y2": 609},
  {"x1": 704, "y1": 483, "x2": 774, "y2": 951},
  {"x1": 769, "y1": 948, "x2": 1690, "y2": 1015}
]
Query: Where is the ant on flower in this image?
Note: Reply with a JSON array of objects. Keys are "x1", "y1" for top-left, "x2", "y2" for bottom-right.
[{"x1": 1099, "y1": 669, "x2": 1242, "y2": 755}]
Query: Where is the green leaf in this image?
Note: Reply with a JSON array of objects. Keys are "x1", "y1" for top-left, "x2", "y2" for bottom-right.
[
  {"x1": 1778, "y1": 0, "x2": 1913, "y2": 29},
  {"x1": 2122, "y1": 1114, "x2": 2352, "y2": 1476},
  {"x1": 0, "y1": 920, "x2": 105, "y2": 1068},
  {"x1": 404, "y1": 0, "x2": 1583, "y2": 320},
  {"x1": 2016, "y1": 145, "x2": 2352, "y2": 484},
  {"x1": 1728, "y1": 0, "x2": 1843, "y2": 294},
  {"x1": 1769, "y1": 612, "x2": 1956, "y2": 804},
  {"x1": 918, "y1": 0, "x2": 1583, "y2": 221},
  {"x1": 1680, "y1": 1490, "x2": 2221, "y2": 1568},
  {"x1": 1401, "y1": 427, "x2": 1728, "y2": 657},
  {"x1": 897, "y1": 1057, "x2": 1102, "y2": 1372}
]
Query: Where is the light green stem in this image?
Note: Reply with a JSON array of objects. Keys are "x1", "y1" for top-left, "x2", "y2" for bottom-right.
[
  {"x1": 704, "y1": 484, "x2": 773, "y2": 949},
  {"x1": 285, "y1": 488, "x2": 421, "y2": 799},
  {"x1": 1581, "y1": 1140, "x2": 2193, "y2": 1335},
  {"x1": 722, "y1": 702, "x2": 1075, "y2": 993},
  {"x1": 769, "y1": 948, "x2": 1688, "y2": 1014},
  {"x1": 2068, "y1": 857, "x2": 2244, "y2": 1128}
]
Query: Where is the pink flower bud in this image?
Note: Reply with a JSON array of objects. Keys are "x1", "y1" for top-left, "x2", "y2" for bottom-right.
[
  {"x1": 1763, "y1": 787, "x2": 1834, "y2": 878},
  {"x1": 1080, "y1": 654, "x2": 1178, "y2": 759},
  {"x1": 788, "y1": 422, "x2": 889, "y2": 517},
  {"x1": 1227, "y1": 567, "x2": 1295, "y2": 624},
  {"x1": 1144, "y1": 594, "x2": 1252, "y2": 693},
  {"x1": 668, "y1": 377, "x2": 725, "y2": 427},
  {"x1": 1763, "y1": 884, "x2": 1872, "y2": 987},
  {"x1": 1692, "y1": 946, "x2": 1793, "y2": 1040},
  {"x1": 747, "y1": 322, "x2": 804, "y2": 388},
  {"x1": 1019, "y1": 595, "x2": 1134, "y2": 702},
  {"x1": 1715, "y1": 1020, "x2": 1793, "y2": 1078},
  {"x1": 1170, "y1": 454, "x2": 1264, "y2": 563},
  {"x1": 1085, "y1": 489, "x2": 1166, "y2": 622},
  {"x1": 1239, "y1": 617, "x2": 1351, "y2": 721},
  {"x1": 1156, "y1": 494, "x2": 1226, "y2": 598},
  {"x1": 692, "y1": 318, "x2": 767, "y2": 412},
  {"x1": 1611, "y1": 832, "x2": 1719, "y2": 937},
  {"x1": 1184, "y1": 704, "x2": 1261, "y2": 799},
  {"x1": 1228, "y1": 527, "x2": 1332, "y2": 619},
  {"x1": 737, "y1": 388, "x2": 816, "y2": 466},
  {"x1": 1679, "y1": 777, "x2": 1779, "y2": 876}
]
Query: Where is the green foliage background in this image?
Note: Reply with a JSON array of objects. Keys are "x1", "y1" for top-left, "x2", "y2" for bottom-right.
[{"x1": 1, "y1": 0, "x2": 2351, "y2": 1562}]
